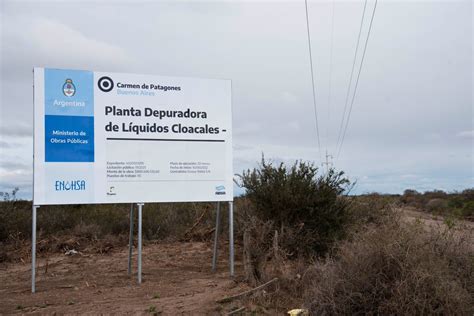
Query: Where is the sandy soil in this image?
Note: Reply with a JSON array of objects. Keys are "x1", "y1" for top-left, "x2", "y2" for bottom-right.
[
  {"x1": 0, "y1": 241, "x2": 250, "y2": 315},
  {"x1": 401, "y1": 207, "x2": 474, "y2": 230}
]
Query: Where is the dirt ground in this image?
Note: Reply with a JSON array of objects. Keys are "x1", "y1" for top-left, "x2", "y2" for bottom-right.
[
  {"x1": 401, "y1": 207, "x2": 474, "y2": 230},
  {"x1": 1, "y1": 208, "x2": 471, "y2": 315},
  {"x1": 0, "y1": 241, "x2": 251, "y2": 315}
]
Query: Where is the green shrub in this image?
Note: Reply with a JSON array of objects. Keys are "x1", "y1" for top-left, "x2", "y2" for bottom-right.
[
  {"x1": 461, "y1": 201, "x2": 474, "y2": 218},
  {"x1": 0, "y1": 200, "x2": 32, "y2": 241},
  {"x1": 239, "y1": 157, "x2": 352, "y2": 257},
  {"x1": 448, "y1": 196, "x2": 465, "y2": 209}
]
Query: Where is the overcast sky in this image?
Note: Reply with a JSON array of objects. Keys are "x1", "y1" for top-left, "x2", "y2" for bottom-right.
[{"x1": 0, "y1": 0, "x2": 472, "y2": 199}]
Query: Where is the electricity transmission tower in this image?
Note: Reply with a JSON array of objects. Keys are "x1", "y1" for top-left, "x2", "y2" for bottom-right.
[{"x1": 322, "y1": 151, "x2": 334, "y2": 174}]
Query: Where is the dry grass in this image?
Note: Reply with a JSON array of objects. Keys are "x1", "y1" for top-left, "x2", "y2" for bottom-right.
[
  {"x1": 0, "y1": 200, "x2": 230, "y2": 262},
  {"x1": 237, "y1": 201, "x2": 474, "y2": 315},
  {"x1": 304, "y1": 211, "x2": 474, "y2": 315}
]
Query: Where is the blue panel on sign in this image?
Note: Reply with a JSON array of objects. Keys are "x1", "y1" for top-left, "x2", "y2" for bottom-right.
[
  {"x1": 45, "y1": 115, "x2": 94, "y2": 162},
  {"x1": 44, "y1": 68, "x2": 94, "y2": 117}
]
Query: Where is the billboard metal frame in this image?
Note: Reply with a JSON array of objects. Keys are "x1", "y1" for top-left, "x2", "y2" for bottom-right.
[{"x1": 30, "y1": 201, "x2": 234, "y2": 293}]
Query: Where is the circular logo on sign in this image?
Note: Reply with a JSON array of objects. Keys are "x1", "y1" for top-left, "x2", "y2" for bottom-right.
[
  {"x1": 62, "y1": 79, "x2": 76, "y2": 97},
  {"x1": 98, "y1": 76, "x2": 114, "y2": 92}
]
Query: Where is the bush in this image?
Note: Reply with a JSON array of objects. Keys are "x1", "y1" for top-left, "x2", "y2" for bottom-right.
[
  {"x1": 461, "y1": 189, "x2": 474, "y2": 200},
  {"x1": 399, "y1": 188, "x2": 474, "y2": 221},
  {"x1": 0, "y1": 200, "x2": 218, "y2": 262},
  {"x1": 425, "y1": 198, "x2": 448, "y2": 212},
  {"x1": 400, "y1": 189, "x2": 422, "y2": 208},
  {"x1": 424, "y1": 189, "x2": 448, "y2": 199},
  {"x1": 240, "y1": 158, "x2": 352, "y2": 257},
  {"x1": 304, "y1": 213, "x2": 474, "y2": 315},
  {"x1": 346, "y1": 194, "x2": 393, "y2": 227},
  {"x1": 461, "y1": 201, "x2": 474, "y2": 218}
]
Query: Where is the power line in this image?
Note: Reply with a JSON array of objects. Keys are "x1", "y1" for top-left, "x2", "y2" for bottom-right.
[
  {"x1": 327, "y1": 0, "x2": 336, "y2": 156},
  {"x1": 304, "y1": 0, "x2": 322, "y2": 162},
  {"x1": 336, "y1": 0, "x2": 378, "y2": 160},
  {"x1": 335, "y1": 0, "x2": 368, "y2": 152}
]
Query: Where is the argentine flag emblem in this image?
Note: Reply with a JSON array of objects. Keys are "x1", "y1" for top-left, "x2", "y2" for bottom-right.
[{"x1": 62, "y1": 78, "x2": 76, "y2": 97}]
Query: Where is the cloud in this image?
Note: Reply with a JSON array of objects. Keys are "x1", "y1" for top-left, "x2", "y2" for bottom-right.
[
  {"x1": 1, "y1": 15, "x2": 131, "y2": 83},
  {"x1": 0, "y1": 160, "x2": 30, "y2": 171},
  {"x1": 282, "y1": 91, "x2": 299, "y2": 103},
  {"x1": 0, "y1": 140, "x2": 16, "y2": 148},
  {"x1": 0, "y1": 0, "x2": 472, "y2": 199},
  {"x1": 29, "y1": 17, "x2": 131, "y2": 67},
  {"x1": 0, "y1": 123, "x2": 31, "y2": 138},
  {"x1": 456, "y1": 130, "x2": 474, "y2": 138}
]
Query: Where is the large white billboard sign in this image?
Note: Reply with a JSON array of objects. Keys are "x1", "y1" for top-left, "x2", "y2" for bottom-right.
[{"x1": 33, "y1": 68, "x2": 233, "y2": 205}]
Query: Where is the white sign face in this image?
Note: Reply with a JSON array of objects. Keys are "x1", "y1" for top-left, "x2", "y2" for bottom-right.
[{"x1": 33, "y1": 68, "x2": 233, "y2": 205}]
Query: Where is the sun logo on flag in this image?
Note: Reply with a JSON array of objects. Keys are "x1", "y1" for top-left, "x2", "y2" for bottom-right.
[{"x1": 62, "y1": 79, "x2": 76, "y2": 97}]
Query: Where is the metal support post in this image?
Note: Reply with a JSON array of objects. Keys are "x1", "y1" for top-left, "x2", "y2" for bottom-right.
[
  {"x1": 128, "y1": 204, "x2": 134, "y2": 276},
  {"x1": 137, "y1": 203, "x2": 144, "y2": 284},
  {"x1": 229, "y1": 201, "x2": 234, "y2": 276},
  {"x1": 212, "y1": 202, "x2": 221, "y2": 272},
  {"x1": 31, "y1": 205, "x2": 39, "y2": 293}
]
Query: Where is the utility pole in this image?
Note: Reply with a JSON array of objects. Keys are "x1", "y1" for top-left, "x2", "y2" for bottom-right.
[{"x1": 322, "y1": 150, "x2": 333, "y2": 174}]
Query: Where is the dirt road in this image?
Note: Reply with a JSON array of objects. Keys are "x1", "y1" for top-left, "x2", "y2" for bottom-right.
[
  {"x1": 0, "y1": 241, "x2": 249, "y2": 315},
  {"x1": 401, "y1": 207, "x2": 474, "y2": 230}
]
